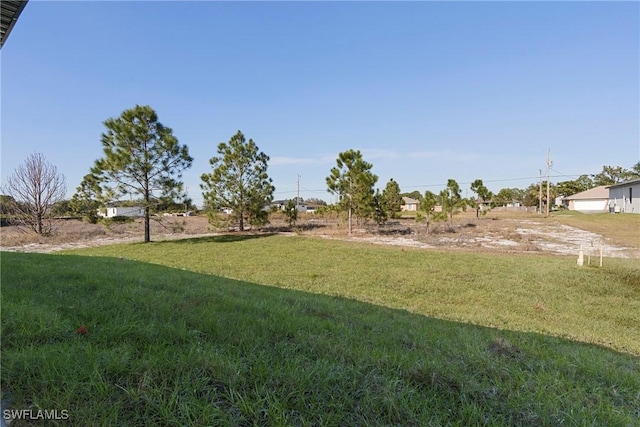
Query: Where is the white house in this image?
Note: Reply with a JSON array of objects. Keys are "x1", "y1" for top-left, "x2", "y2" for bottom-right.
[
  {"x1": 607, "y1": 179, "x2": 640, "y2": 214},
  {"x1": 269, "y1": 200, "x2": 307, "y2": 213},
  {"x1": 563, "y1": 186, "x2": 609, "y2": 213},
  {"x1": 98, "y1": 206, "x2": 144, "y2": 218},
  {"x1": 401, "y1": 197, "x2": 419, "y2": 212}
]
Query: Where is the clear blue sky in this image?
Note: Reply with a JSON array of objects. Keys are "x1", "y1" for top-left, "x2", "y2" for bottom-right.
[{"x1": 2, "y1": 1, "x2": 638, "y2": 206}]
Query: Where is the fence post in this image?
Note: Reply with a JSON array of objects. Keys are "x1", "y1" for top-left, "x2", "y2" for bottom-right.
[
  {"x1": 577, "y1": 246, "x2": 584, "y2": 267},
  {"x1": 599, "y1": 247, "x2": 603, "y2": 267}
]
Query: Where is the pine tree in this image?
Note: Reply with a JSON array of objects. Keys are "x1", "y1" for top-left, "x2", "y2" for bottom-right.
[
  {"x1": 326, "y1": 149, "x2": 378, "y2": 234},
  {"x1": 81, "y1": 105, "x2": 192, "y2": 242},
  {"x1": 200, "y1": 131, "x2": 274, "y2": 231},
  {"x1": 381, "y1": 178, "x2": 403, "y2": 219}
]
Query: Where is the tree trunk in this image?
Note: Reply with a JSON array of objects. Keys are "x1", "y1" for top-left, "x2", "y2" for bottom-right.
[
  {"x1": 37, "y1": 212, "x2": 43, "y2": 235},
  {"x1": 144, "y1": 182, "x2": 151, "y2": 242},
  {"x1": 144, "y1": 206, "x2": 150, "y2": 243}
]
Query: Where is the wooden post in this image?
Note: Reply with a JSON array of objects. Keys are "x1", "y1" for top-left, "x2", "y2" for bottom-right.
[{"x1": 599, "y1": 247, "x2": 603, "y2": 267}]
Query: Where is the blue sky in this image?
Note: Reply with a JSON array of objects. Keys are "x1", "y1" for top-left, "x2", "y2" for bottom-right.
[{"x1": 2, "y1": 1, "x2": 638, "y2": 206}]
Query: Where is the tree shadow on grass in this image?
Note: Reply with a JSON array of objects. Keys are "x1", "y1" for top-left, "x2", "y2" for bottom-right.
[
  {"x1": 261, "y1": 223, "x2": 327, "y2": 233},
  {"x1": 3, "y1": 251, "x2": 639, "y2": 426},
  {"x1": 166, "y1": 233, "x2": 277, "y2": 245}
]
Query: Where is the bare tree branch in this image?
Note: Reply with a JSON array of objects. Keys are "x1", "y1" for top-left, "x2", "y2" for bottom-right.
[{"x1": 3, "y1": 153, "x2": 67, "y2": 234}]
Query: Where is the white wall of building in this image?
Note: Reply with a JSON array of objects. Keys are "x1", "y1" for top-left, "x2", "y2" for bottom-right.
[
  {"x1": 98, "y1": 207, "x2": 144, "y2": 218},
  {"x1": 569, "y1": 200, "x2": 608, "y2": 212},
  {"x1": 609, "y1": 182, "x2": 640, "y2": 214}
]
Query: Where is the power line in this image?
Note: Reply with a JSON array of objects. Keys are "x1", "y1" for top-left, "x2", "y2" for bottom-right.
[
  {"x1": 273, "y1": 171, "x2": 604, "y2": 198},
  {"x1": 275, "y1": 174, "x2": 581, "y2": 195}
]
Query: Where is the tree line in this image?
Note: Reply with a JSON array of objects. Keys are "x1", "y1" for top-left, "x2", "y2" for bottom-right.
[{"x1": 3, "y1": 104, "x2": 639, "y2": 241}]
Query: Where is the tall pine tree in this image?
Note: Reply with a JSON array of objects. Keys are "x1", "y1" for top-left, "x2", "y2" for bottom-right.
[
  {"x1": 80, "y1": 105, "x2": 192, "y2": 242},
  {"x1": 326, "y1": 149, "x2": 378, "y2": 234},
  {"x1": 200, "y1": 131, "x2": 274, "y2": 231}
]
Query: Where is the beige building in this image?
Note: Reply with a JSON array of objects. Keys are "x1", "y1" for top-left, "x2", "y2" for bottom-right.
[{"x1": 563, "y1": 186, "x2": 609, "y2": 212}]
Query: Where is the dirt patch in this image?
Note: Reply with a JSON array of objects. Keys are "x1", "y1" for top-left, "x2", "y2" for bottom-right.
[
  {"x1": 0, "y1": 216, "x2": 216, "y2": 253},
  {"x1": 1, "y1": 214, "x2": 638, "y2": 259}
]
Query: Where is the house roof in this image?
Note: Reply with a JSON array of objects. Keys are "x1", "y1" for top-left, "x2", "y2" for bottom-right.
[
  {"x1": 607, "y1": 178, "x2": 640, "y2": 189},
  {"x1": 402, "y1": 197, "x2": 419, "y2": 204},
  {"x1": 564, "y1": 185, "x2": 609, "y2": 201},
  {"x1": 1, "y1": 0, "x2": 28, "y2": 48}
]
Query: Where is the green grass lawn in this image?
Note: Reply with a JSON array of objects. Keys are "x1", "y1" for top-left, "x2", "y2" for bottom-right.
[
  {"x1": 70, "y1": 234, "x2": 640, "y2": 355},
  {"x1": 1, "y1": 236, "x2": 639, "y2": 425}
]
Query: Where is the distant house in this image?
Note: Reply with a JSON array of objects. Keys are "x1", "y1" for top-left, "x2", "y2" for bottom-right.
[
  {"x1": 98, "y1": 206, "x2": 144, "y2": 218},
  {"x1": 563, "y1": 186, "x2": 609, "y2": 213},
  {"x1": 400, "y1": 197, "x2": 419, "y2": 212},
  {"x1": 607, "y1": 179, "x2": 640, "y2": 214},
  {"x1": 305, "y1": 203, "x2": 320, "y2": 213},
  {"x1": 269, "y1": 199, "x2": 307, "y2": 213},
  {"x1": 270, "y1": 200, "x2": 287, "y2": 210}
]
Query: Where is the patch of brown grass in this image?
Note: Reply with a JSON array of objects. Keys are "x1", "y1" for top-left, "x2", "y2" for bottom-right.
[
  {"x1": 0, "y1": 216, "x2": 213, "y2": 249},
  {"x1": 0, "y1": 220, "x2": 109, "y2": 247}
]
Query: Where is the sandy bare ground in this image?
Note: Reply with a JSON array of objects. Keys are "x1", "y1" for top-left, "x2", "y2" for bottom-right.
[
  {"x1": 342, "y1": 217, "x2": 639, "y2": 259},
  {"x1": 1, "y1": 215, "x2": 638, "y2": 259}
]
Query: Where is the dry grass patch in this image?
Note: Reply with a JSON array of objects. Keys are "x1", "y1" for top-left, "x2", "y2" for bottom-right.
[
  {"x1": 551, "y1": 212, "x2": 640, "y2": 248},
  {"x1": 0, "y1": 216, "x2": 213, "y2": 250}
]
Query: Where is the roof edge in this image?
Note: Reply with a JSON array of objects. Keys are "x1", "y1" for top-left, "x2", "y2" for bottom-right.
[{"x1": 1, "y1": 0, "x2": 29, "y2": 49}]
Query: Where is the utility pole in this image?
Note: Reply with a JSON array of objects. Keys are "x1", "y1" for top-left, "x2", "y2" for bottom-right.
[
  {"x1": 545, "y1": 150, "x2": 552, "y2": 217},
  {"x1": 297, "y1": 174, "x2": 301, "y2": 204},
  {"x1": 184, "y1": 185, "x2": 189, "y2": 212},
  {"x1": 538, "y1": 170, "x2": 542, "y2": 215}
]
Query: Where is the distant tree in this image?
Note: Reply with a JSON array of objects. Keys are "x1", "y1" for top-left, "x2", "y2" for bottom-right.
[
  {"x1": 419, "y1": 190, "x2": 443, "y2": 234},
  {"x1": 50, "y1": 200, "x2": 72, "y2": 217},
  {"x1": 326, "y1": 149, "x2": 378, "y2": 234},
  {"x1": 523, "y1": 182, "x2": 557, "y2": 209},
  {"x1": 290, "y1": 196, "x2": 304, "y2": 205},
  {"x1": 381, "y1": 178, "x2": 402, "y2": 219},
  {"x1": 70, "y1": 173, "x2": 102, "y2": 223},
  {"x1": 372, "y1": 189, "x2": 388, "y2": 226},
  {"x1": 2, "y1": 152, "x2": 66, "y2": 234},
  {"x1": 523, "y1": 183, "x2": 539, "y2": 208},
  {"x1": 556, "y1": 175, "x2": 594, "y2": 196},
  {"x1": 592, "y1": 165, "x2": 630, "y2": 186},
  {"x1": 493, "y1": 188, "x2": 525, "y2": 207},
  {"x1": 201, "y1": 131, "x2": 274, "y2": 231},
  {"x1": 81, "y1": 105, "x2": 192, "y2": 242},
  {"x1": 400, "y1": 190, "x2": 422, "y2": 201},
  {"x1": 305, "y1": 197, "x2": 327, "y2": 206},
  {"x1": 284, "y1": 199, "x2": 298, "y2": 227},
  {"x1": 469, "y1": 179, "x2": 493, "y2": 219},
  {"x1": 0, "y1": 195, "x2": 17, "y2": 217},
  {"x1": 630, "y1": 162, "x2": 640, "y2": 178},
  {"x1": 439, "y1": 179, "x2": 466, "y2": 228},
  {"x1": 155, "y1": 189, "x2": 196, "y2": 213}
]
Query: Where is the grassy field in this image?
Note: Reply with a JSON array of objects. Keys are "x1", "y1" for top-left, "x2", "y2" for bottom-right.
[
  {"x1": 2, "y1": 234, "x2": 639, "y2": 425},
  {"x1": 69, "y1": 234, "x2": 639, "y2": 355}
]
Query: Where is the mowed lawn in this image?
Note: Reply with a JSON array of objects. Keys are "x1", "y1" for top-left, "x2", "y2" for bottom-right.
[
  {"x1": 72, "y1": 234, "x2": 639, "y2": 355},
  {"x1": 1, "y1": 234, "x2": 639, "y2": 425}
]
